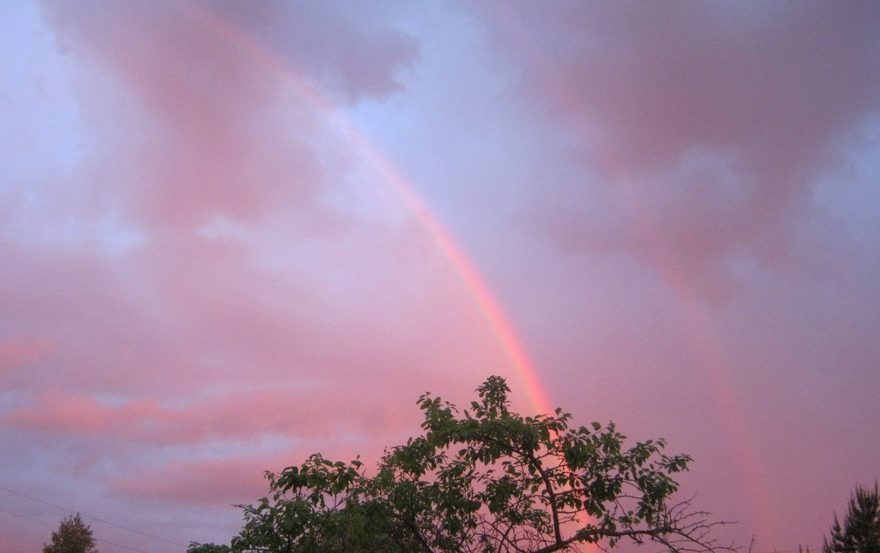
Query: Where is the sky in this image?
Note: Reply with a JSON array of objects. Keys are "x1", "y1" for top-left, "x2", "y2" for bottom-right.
[{"x1": 1, "y1": 1, "x2": 879, "y2": 551}]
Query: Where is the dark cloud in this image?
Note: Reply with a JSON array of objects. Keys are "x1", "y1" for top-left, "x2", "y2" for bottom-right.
[
  {"x1": 207, "y1": 0, "x2": 419, "y2": 101},
  {"x1": 483, "y1": 2, "x2": 880, "y2": 298}
]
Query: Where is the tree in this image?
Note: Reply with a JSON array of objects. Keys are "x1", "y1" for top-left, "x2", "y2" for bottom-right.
[
  {"x1": 231, "y1": 376, "x2": 732, "y2": 553},
  {"x1": 43, "y1": 513, "x2": 98, "y2": 553},
  {"x1": 823, "y1": 482, "x2": 880, "y2": 553}
]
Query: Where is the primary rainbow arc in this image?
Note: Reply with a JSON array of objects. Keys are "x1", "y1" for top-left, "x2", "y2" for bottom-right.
[{"x1": 189, "y1": 5, "x2": 554, "y2": 416}]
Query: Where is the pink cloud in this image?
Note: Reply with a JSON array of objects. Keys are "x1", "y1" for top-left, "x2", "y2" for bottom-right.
[
  {"x1": 0, "y1": 216, "x2": 503, "y2": 404},
  {"x1": 110, "y1": 454, "x2": 283, "y2": 506},
  {"x1": 4, "y1": 380, "x2": 426, "y2": 447},
  {"x1": 37, "y1": 0, "x2": 416, "y2": 231},
  {"x1": 5, "y1": 391, "x2": 120, "y2": 434},
  {"x1": 0, "y1": 1, "x2": 471, "y2": 405},
  {"x1": 0, "y1": 1, "x2": 501, "y2": 419},
  {"x1": 108, "y1": 445, "x2": 389, "y2": 507},
  {"x1": 0, "y1": 336, "x2": 52, "y2": 370},
  {"x1": 483, "y1": 2, "x2": 880, "y2": 298}
]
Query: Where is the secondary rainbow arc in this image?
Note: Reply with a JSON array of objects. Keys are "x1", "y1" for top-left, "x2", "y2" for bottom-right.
[{"x1": 492, "y1": 13, "x2": 775, "y2": 537}]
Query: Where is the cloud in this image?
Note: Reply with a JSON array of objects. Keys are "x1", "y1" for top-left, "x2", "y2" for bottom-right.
[
  {"x1": 109, "y1": 454, "x2": 280, "y2": 506},
  {"x1": 205, "y1": 0, "x2": 419, "y2": 102},
  {"x1": 0, "y1": 337, "x2": 52, "y2": 370},
  {"x1": 1, "y1": 3, "x2": 877, "y2": 551},
  {"x1": 1, "y1": 0, "x2": 492, "y2": 408},
  {"x1": 37, "y1": 0, "x2": 418, "y2": 231},
  {"x1": 481, "y1": 2, "x2": 880, "y2": 298},
  {"x1": 3, "y1": 385, "x2": 409, "y2": 445}
]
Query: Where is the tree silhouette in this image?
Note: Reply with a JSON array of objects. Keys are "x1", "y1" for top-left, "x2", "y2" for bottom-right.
[
  {"x1": 43, "y1": 513, "x2": 98, "y2": 553},
  {"x1": 231, "y1": 376, "x2": 732, "y2": 553},
  {"x1": 823, "y1": 482, "x2": 880, "y2": 553}
]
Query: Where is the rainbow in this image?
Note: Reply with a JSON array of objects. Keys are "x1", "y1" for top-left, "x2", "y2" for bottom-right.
[
  {"x1": 484, "y1": 13, "x2": 776, "y2": 537},
  {"x1": 586, "y1": 139, "x2": 776, "y2": 540},
  {"x1": 185, "y1": 5, "x2": 554, "y2": 416}
]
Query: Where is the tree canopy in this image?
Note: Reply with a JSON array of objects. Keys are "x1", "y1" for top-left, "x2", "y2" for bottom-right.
[
  {"x1": 823, "y1": 482, "x2": 880, "y2": 553},
  {"x1": 230, "y1": 376, "x2": 731, "y2": 553},
  {"x1": 43, "y1": 513, "x2": 98, "y2": 553}
]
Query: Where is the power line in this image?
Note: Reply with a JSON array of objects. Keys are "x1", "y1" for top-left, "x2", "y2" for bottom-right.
[
  {"x1": 3, "y1": 484, "x2": 868, "y2": 553},
  {"x1": 0, "y1": 485, "x2": 186, "y2": 548},
  {"x1": 0, "y1": 505, "x2": 53, "y2": 528},
  {"x1": 0, "y1": 506, "x2": 151, "y2": 553}
]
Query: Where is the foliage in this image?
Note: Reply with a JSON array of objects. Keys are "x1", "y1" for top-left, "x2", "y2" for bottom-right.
[
  {"x1": 231, "y1": 376, "x2": 732, "y2": 553},
  {"x1": 43, "y1": 513, "x2": 98, "y2": 553},
  {"x1": 823, "y1": 482, "x2": 880, "y2": 553}
]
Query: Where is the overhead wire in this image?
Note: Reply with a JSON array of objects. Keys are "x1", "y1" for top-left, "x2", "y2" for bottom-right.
[
  {"x1": 0, "y1": 506, "x2": 151, "y2": 553},
  {"x1": 0, "y1": 485, "x2": 186, "y2": 548}
]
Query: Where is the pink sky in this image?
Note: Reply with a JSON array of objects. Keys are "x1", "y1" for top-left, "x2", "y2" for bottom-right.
[{"x1": 2, "y1": 1, "x2": 879, "y2": 551}]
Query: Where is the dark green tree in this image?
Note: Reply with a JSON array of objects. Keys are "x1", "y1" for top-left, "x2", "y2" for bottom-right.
[
  {"x1": 231, "y1": 376, "x2": 732, "y2": 553},
  {"x1": 43, "y1": 513, "x2": 98, "y2": 553},
  {"x1": 823, "y1": 482, "x2": 880, "y2": 553}
]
